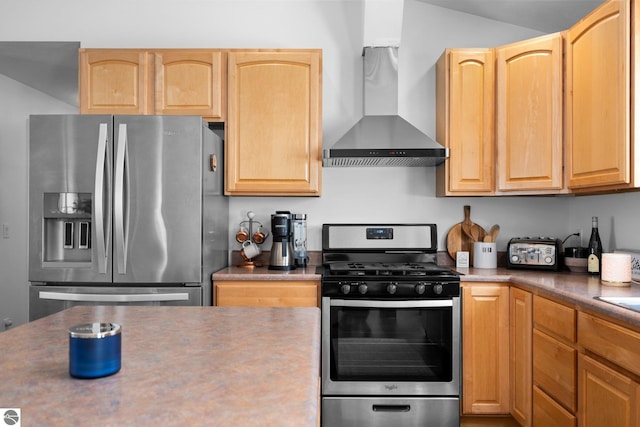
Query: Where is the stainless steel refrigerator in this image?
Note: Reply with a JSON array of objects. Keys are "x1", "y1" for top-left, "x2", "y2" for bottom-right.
[{"x1": 28, "y1": 115, "x2": 228, "y2": 321}]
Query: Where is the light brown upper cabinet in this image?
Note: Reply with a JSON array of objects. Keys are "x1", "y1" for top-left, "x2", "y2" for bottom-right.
[
  {"x1": 436, "y1": 49, "x2": 495, "y2": 196},
  {"x1": 225, "y1": 50, "x2": 322, "y2": 196},
  {"x1": 79, "y1": 48, "x2": 226, "y2": 121},
  {"x1": 154, "y1": 50, "x2": 225, "y2": 121},
  {"x1": 79, "y1": 49, "x2": 152, "y2": 115},
  {"x1": 496, "y1": 33, "x2": 565, "y2": 193},
  {"x1": 567, "y1": 0, "x2": 640, "y2": 192}
]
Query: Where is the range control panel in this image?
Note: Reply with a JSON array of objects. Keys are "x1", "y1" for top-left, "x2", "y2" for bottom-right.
[{"x1": 507, "y1": 238, "x2": 562, "y2": 271}]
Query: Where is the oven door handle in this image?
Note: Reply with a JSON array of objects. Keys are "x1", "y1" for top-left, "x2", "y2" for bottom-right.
[{"x1": 329, "y1": 299, "x2": 453, "y2": 308}]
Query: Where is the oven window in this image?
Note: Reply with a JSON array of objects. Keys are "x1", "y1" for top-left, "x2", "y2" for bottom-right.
[{"x1": 329, "y1": 304, "x2": 452, "y2": 382}]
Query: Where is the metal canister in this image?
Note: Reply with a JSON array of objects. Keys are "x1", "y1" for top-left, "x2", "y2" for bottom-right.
[{"x1": 69, "y1": 322, "x2": 121, "y2": 379}]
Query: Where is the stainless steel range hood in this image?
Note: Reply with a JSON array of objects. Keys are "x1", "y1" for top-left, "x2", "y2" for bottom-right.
[{"x1": 323, "y1": 46, "x2": 448, "y2": 167}]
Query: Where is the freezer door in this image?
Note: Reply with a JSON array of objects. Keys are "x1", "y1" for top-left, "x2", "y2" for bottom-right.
[
  {"x1": 113, "y1": 116, "x2": 203, "y2": 283},
  {"x1": 29, "y1": 285, "x2": 202, "y2": 321},
  {"x1": 29, "y1": 115, "x2": 113, "y2": 283}
]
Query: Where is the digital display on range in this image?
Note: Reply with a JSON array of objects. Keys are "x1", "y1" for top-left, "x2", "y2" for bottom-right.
[{"x1": 366, "y1": 227, "x2": 393, "y2": 240}]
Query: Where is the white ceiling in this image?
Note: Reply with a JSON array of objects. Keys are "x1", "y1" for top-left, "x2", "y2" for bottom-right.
[{"x1": 417, "y1": 0, "x2": 603, "y2": 33}]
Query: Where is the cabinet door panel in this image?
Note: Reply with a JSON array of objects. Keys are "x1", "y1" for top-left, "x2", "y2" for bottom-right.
[
  {"x1": 567, "y1": 0, "x2": 630, "y2": 189},
  {"x1": 578, "y1": 355, "x2": 639, "y2": 427},
  {"x1": 496, "y1": 33, "x2": 563, "y2": 191},
  {"x1": 510, "y1": 288, "x2": 532, "y2": 426},
  {"x1": 462, "y1": 284, "x2": 509, "y2": 414},
  {"x1": 436, "y1": 49, "x2": 495, "y2": 195},
  {"x1": 79, "y1": 49, "x2": 151, "y2": 115},
  {"x1": 226, "y1": 50, "x2": 322, "y2": 196},
  {"x1": 155, "y1": 50, "x2": 225, "y2": 120}
]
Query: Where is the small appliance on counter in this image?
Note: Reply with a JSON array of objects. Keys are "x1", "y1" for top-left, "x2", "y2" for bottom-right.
[
  {"x1": 507, "y1": 237, "x2": 563, "y2": 271},
  {"x1": 269, "y1": 211, "x2": 295, "y2": 270},
  {"x1": 292, "y1": 213, "x2": 309, "y2": 267}
]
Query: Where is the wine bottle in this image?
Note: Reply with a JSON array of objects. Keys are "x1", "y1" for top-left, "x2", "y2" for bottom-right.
[{"x1": 587, "y1": 216, "x2": 603, "y2": 276}]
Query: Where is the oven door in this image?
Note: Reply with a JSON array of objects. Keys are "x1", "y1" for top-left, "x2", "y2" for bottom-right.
[{"x1": 322, "y1": 296, "x2": 460, "y2": 396}]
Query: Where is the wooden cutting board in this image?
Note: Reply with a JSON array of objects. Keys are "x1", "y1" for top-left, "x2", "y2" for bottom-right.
[{"x1": 447, "y1": 205, "x2": 486, "y2": 262}]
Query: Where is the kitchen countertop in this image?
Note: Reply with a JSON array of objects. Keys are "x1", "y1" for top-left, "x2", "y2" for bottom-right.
[
  {"x1": 213, "y1": 261, "x2": 640, "y2": 328},
  {"x1": 458, "y1": 266, "x2": 640, "y2": 328},
  {"x1": 213, "y1": 264, "x2": 321, "y2": 281},
  {"x1": 1, "y1": 305, "x2": 320, "y2": 426}
]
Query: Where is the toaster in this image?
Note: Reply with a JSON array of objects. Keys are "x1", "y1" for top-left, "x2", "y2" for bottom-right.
[{"x1": 507, "y1": 237, "x2": 563, "y2": 271}]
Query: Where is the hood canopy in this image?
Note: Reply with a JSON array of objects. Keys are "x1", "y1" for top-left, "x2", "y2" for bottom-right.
[{"x1": 323, "y1": 46, "x2": 448, "y2": 167}]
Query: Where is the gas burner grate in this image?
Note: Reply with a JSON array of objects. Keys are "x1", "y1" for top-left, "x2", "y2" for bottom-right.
[{"x1": 327, "y1": 262, "x2": 454, "y2": 277}]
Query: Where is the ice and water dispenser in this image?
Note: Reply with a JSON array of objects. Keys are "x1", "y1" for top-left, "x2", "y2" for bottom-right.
[{"x1": 43, "y1": 192, "x2": 92, "y2": 263}]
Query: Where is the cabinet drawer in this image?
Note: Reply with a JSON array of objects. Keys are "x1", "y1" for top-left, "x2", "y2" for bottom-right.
[
  {"x1": 533, "y1": 329, "x2": 576, "y2": 412},
  {"x1": 533, "y1": 385, "x2": 576, "y2": 427},
  {"x1": 534, "y1": 295, "x2": 576, "y2": 342},
  {"x1": 214, "y1": 280, "x2": 319, "y2": 307},
  {"x1": 578, "y1": 312, "x2": 640, "y2": 378}
]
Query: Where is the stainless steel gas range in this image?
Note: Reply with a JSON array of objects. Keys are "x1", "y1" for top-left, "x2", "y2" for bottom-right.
[{"x1": 320, "y1": 224, "x2": 461, "y2": 427}]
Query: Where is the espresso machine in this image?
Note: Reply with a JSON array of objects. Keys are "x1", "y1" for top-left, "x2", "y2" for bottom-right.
[{"x1": 269, "y1": 211, "x2": 295, "y2": 270}]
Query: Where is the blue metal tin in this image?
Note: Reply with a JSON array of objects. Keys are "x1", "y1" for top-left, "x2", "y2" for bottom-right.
[{"x1": 69, "y1": 323, "x2": 121, "y2": 379}]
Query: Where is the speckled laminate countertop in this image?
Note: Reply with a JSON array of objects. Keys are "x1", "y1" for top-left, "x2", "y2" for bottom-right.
[
  {"x1": 1, "y1": 306, "x2": 320, "y2": 427},
  {"x1": 213, "y1": 265, "x2": 322, "y2": 281},
  {"x1": 458, "y1": 267, "x2": 640, "y2": 328},
  {"x1": 213, "y1": 263, "x2": 640, "y2": 328}
]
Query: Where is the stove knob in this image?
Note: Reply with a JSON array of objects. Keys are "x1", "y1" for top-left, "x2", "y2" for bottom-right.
[
  {"x1": 340, "y1": 283, "x2": 351, "y2": 295},
  {"x1": 387, "y1": 283, "x2": 397, "y2": 295},
  {"x1": 415, "y1": 283, "x2": 426, "y2": 295},
  {"x1": 358, "y1": 283, "x2": 368, "y2": 295},
  {"x1": 433, "y1": 283, "x2": 444, "y2": 295}
]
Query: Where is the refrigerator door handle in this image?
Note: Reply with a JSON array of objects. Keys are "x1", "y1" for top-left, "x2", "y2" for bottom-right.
[
  {"x1": 39, "y1": 291, "x2": 190, "y2": 303},
  {"x1": 114, "y1": 123, "x2": 129, "y2": 275},
  {"x1": 94, "y1": 123, "x2": 109, "y2": 274}
]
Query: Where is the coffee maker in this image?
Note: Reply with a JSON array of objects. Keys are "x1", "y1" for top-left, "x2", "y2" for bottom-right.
[{"x1": 269, "y1": 211, "x2": 295, "y2": 270}]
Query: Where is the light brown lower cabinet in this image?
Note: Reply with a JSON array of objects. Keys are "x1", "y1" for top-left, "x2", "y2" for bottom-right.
[
  {"x1": 578, "y1": 354, "x2": 639, "y2": 427},
  {"x1": 462, "y1": 283, "x2": 510, "y2": 414},
  {"x1": 214, "y1": 280, "x2": 320, "y2": 307},
  {"x1": 510, "y1": 288, "x2": 532, "y2": 427},
  {"x1": 532, "y1": 385, "x2": 576, "y2": 427},
  {"x1": 532, "y1": 295, "x2": 577, "y2": 426},
  {"x1": 463, "y1": 286, "x2": 640, "y2": 426},
  {"x1": 533, "y1": 329, "x2": 577, "y2": 413},
  {"x1": 577, "y1": 312, "x2": 640, "y2": 426}
]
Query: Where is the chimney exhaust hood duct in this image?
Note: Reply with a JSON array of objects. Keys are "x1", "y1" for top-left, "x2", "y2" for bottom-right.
[{"x1": 323, "y1": 46, "x2": 448, "y2": 167}]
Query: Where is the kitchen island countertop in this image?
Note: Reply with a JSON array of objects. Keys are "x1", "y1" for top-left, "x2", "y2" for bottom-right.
[{"x1": 1, "y1": 305, "x2": 320, "y2": 426}]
